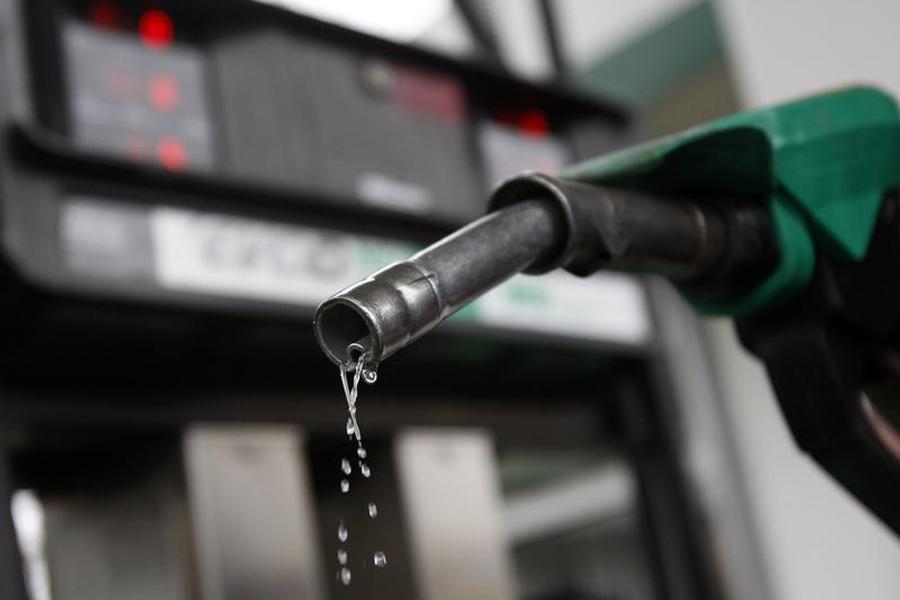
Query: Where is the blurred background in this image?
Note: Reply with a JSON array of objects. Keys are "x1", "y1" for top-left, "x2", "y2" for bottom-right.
[{"x1": 1, "y1": 1, "x2": 899, "y2": 600}]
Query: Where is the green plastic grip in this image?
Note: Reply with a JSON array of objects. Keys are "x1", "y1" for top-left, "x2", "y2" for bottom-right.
[{"x1": 561, "y1": 87, "x2": 900, "y2": 316}]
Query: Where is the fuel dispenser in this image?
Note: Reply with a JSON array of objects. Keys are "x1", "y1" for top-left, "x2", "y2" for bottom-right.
[{"x1": 0, "y1": 1, "x2": 750, "y2": 600}]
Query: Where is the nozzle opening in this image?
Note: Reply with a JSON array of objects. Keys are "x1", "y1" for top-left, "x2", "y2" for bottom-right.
[{"x1": 314, "y1": 300, "x2": 373, "y2": 367}]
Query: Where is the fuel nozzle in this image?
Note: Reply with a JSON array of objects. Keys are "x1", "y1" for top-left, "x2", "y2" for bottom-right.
[{"x1": 314, "y1": 173, "x2": 779, "y2": 368}]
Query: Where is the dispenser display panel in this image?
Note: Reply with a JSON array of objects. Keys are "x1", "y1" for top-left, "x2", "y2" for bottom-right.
[
  {"x1": 478, "y1": 106, "x2": 572, "y2": 186},
  {"x1": 61, "y1": 4, "x2": 214, "y2": 170}
]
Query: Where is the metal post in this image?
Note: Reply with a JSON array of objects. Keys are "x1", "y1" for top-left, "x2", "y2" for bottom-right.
[{"x1": 537, "y1": 0, "x2": 566, "y2": 76}]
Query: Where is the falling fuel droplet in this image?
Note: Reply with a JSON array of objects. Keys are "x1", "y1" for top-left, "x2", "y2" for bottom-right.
[
  {"x1": 368, "y1": 502, "x2": 378, "y2": 518},
  {"x1": 337, "y1": 549, "x2": 347, "y2": 565},
  {"x1": 341, "y1": 459, "x2": 352, "y2": 475},
  {"x1": 340, "y1": 567, "x2": 352, "y2": 585},
  {"x1": 362, "y1": 368, "x2": 377, "y2": 384},
  {"x1": 360, "y1": 463, "x2": 371, "y2": 478},
  {"x1": 373, "y1": 551, "x2": 387, "y2": 568},
  {"x1": 357, "y1": 447, "x2": 367, "y2": 459},
  {"x1": 337, "y1": 521, "x2": 348, "y2": 542},
  {"x1": 340, "y1": 479, "x2": 350, "y2": 493}
]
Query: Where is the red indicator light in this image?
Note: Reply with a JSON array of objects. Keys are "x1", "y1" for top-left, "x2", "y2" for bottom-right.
[
  {"x1": 139, "y1": 10, "x2": 174, "y2": 49},
  {"x1": 149, "y1": 74, "x2": 180, "y2": 112},
  {"x1": 157, "y1": 136, "x2": 188, "y2": 171},
  {"x1": 393, "y1": 67, "x2": 465, "y2": 123},
  {"x1": 89, "y1": 0, "x2": 120, "y2": 29},
  {"x1": 519, "y1": 109, "x2": 550, "y2": 137}
]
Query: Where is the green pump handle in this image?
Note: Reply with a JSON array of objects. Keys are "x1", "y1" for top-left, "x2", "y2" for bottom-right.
[{"x1": 561, "y1": 86, "x2": 900, "y2": 316}]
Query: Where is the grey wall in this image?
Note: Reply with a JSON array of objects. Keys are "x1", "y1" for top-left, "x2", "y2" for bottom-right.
[{"x1": 709, "y1": 2, "x2": 900, "y2": 598}]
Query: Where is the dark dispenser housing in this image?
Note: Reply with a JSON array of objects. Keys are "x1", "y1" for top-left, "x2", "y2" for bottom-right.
[{"x1": 0, "y1": 1, "x2": 739, "y2": 599}]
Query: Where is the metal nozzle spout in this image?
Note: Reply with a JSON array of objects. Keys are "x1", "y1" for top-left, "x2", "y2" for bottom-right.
[
  {"x1": 314, "y1": 173, "x2": 778, "y2": 368},
  {"x1": 314, "y1": 263, "x2": 444, "y2": 367},
  {"x1": 314, "y1": 195, "x2": 566, "y2": 367}
]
